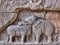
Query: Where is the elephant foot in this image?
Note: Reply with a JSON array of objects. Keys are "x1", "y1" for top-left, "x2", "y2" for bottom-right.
[
  {"x1": 47, "y1": 36, "x2": 52, "y2": 43},
  {"x1": 8, "y1": 41, "x2": 12, "y2": 43},
  {"x1": 35, "y1": 41, "x2": 39, "y2": 44},
  {"x1": 8, "y1": 40, "x2": 12, "y2": 43},
  {"x1": 47, "y1": 40, "x2": 52, "y2": 43},
  {"x1": 20, "y1": 42, "x2": 24, "y2": 44}
]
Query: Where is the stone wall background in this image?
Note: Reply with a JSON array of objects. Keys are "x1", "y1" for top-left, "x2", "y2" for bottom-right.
[{"x1": 0, "y1": 0, "x2": 60, "y2": 45}]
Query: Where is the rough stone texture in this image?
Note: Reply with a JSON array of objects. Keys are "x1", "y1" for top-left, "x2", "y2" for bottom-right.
[
  {"x1": 44, "y1": 0, "x2": 56, "y2": 9},
  {"x1": 0, "y1": 0, "x2": 60, "y2": 12},
  {"x1": 0, "y1": 13, "x2": 17, "y2": 32},
  {"x1": 46, "y1": 12, "x2": 60, "y2": 20},
  {"x1": 46, "y1": 12, "x2": 60, "y2": 33},
  {"x1": 0, "y1": 0, "x2": 60, "y2": 45},
  {"x1": 0, "y1": 10, "x2": 60, "y2": 45},
  {"x1": 19, "y1": 11, "x2": 45, "y2": 21}
]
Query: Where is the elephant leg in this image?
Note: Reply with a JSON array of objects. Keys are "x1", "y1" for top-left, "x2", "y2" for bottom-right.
[
  {"x1": 45, "y1": 30, "x2": 52, "y2": 43},
  {"x1": 35, "y1": 34, "x2": 40, "y2": 44},
  {"x1": 43, "y1": 34, "x2": 47, "y2": 43},
  {"x1": 57, "y1": 34, "x2": 60, "y2": 42},
  {"x1": 47, "y1": 36, "x2": 52, "y2": 43},
  {"x1": 21, "y1": 35, "x2": 25, "y2": 43},
  {"x1": 27, "y1": 32, "x2": 31, "y2": 41},
  {"x1": 9, "y1": 35, "x2": 12, "y2": 43},
  {"x1": 32, "y1": 33, "x2": 35, "y2": 41}
]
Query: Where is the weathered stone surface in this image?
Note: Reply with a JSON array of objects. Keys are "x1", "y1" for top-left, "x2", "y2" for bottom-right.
[
  {"x1": 0, "y1": 13, "x2": 17, "y2": 32},
  {"x1": 46, "y1": 12, "x2": 60, "y2": 32},
  {"x1": 19, "y1": 11, "x2": 45, "y2": 21},
  {"x1": 0, "y1": 0, "x2": 60, "y2": 12},
  {"x1": 0, "y1": 0, "x2": 28, "y2": 12},
  {"x1": 0, "y1": 0, "x2": 60, "y2": 44},
  {"x1": 44, "y1": 0, "x2": 56, "y2": 9},
  {"x1": 0, "y1": 10, "x2": 60, "y2": 45},
  {"x1": 0, "y1": 0, "x2": 1, "y2": 4},
  {"x1": 55, "y1": 0, "x2": 60, "y2": 10},
  {"x1": 32, "y1": 19, "x2": 54, "y2": 43},
  {"x1": 46, "y1": 12, "x2": 60, "y2": 20}
]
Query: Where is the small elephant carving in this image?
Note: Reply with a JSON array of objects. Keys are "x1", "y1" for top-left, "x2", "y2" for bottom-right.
[{"x1": 7, "y1": 21, "x2": 31, "y2": 43}]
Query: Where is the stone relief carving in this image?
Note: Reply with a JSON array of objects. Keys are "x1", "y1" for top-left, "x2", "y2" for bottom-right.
[
  {"x1": 0, "y1": 1, "x2": 60, "y2": 45},
  {"x1": 0, "y1": 9, "x2": 60, "y2": 45},
  {"x1": 7, "y1": 21, "x2": 31, "y2": 43},
  {"x1": 1, "y1": 0, "x2": 60, "y2": 12},
  {"x1": 6, "y1": 14, "x2": 54, "y2": 44},
  {"x1": 0, "y1": 13, "x2": 17, "y2": 32},
  {"x1": 27, "y1": 0, "x2": 43, "y2": 9},
  {"x1": 44, "y1": 0, "x2": 56, "y2": 9},
  {"x1": 32, "y1": 19, "x2": 54, "y2": 43}
]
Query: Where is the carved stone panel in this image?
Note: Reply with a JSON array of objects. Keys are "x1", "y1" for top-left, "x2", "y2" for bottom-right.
[
  {"x1": 0, "y1": 9, "x2": 60, "y2": 45},
  {"x1": 0, "y1": 0, "x2": 60, "y2": 45}
]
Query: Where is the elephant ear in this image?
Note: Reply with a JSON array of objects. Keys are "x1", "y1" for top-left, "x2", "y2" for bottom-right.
[{"x1": 0, "y1": 13, "x2": 17, "y2": 32}]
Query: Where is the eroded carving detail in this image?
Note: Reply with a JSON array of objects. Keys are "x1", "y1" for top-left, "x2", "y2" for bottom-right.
[
  {"x1": 32, "y1": 19, "x2": 54, "y2": 43},
  {"x1": 7, "y1": 21, "x2": 31, "y2": 43},
  {"x1": 6, "y1": 15, "x2": 54, "y2": 44}
]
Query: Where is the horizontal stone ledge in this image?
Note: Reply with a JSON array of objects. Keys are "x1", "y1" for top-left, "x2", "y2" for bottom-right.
[
  {"x1": 0, "y1": 8, "x2": 60, "y2": 12},
  {"x1": 0, "y1": 42, "x2": 60, "y2": 45}
]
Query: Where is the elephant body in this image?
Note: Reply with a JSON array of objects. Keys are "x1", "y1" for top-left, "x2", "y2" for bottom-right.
[
  {"x1": 7, "y1": 23, "x2": 31, "y2": 43},
  {"x1": 32, "y1": 19, "x2": 54, "y2": 43}
]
